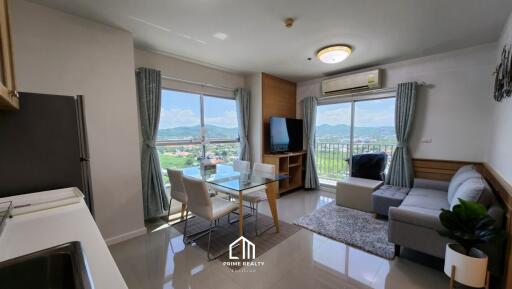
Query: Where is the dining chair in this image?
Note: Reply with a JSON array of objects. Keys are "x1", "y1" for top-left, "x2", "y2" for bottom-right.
[
  {"x1": 166, "y1": 169, "x2": 188, "y2": 222},
  {"x1": 182, "y1": 175, "x2": 239, "y2": 260},
  {"x1": 211, "y1": 159, "x2": 251, "y2": 201},
  {"x1": 233, "y1": 159, "x2": 251, "y2": 173},
  {"x1": 243, "y1": 163, "x2": 276, "y2": 236}
]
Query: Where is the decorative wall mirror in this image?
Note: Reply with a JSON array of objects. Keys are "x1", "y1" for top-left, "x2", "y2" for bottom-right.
[
  {"x1": 493, "y1": 45, "x2": 512, "y2": 102},
  {"x1": 0, "y1": 0, "x2": 18, "y2": 110}
]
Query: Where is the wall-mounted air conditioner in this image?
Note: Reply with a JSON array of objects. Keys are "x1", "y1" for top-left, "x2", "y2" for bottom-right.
[{"x1": 321, "y1": 69, "x2": 382, "y2": 96}]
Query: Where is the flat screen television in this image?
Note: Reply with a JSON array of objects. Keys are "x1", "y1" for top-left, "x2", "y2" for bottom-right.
[{"x1": 269, "y1": 117, "x2": 303, "y2": 153}]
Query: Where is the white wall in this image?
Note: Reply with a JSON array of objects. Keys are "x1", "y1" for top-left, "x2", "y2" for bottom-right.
[
  {"x1": 10, "y1": 0, "x2": 145, "y2": 243},
  {"x1": 134, "y1": 49, "x2": 244, "y2": 98},
  {"x1": 486, "y1": 12, "x2": 512, "y2": 184},
  {"x1": 297, "y1": 43, "x2": 496, "y2": 162},
  {"x1": 246, "y1": 73, "x2": 263, "y2": 162}
]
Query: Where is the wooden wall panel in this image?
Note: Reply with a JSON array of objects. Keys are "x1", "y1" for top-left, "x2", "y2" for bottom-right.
[
  {"x1": 413, "y1": 158, "x2": 512, "y2": 289},
  {"x1": 261, "y1": 73, "x2": 296, "y2": 155}
]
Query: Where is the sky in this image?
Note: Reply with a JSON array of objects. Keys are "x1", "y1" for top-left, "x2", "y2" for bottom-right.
[
  {"x1": 316, "y1": 98, "x2": 396, "y2": 127},
  {"x1": 159, "y1": 89, "x2": 238, "y2": 129},
  {"x1": 160, "y1": 89, "x2": 395, "y2": 129}
]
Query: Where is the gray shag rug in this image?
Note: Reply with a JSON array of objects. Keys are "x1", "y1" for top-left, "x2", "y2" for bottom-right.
[{"x1": 294, "y1": 201, "x2": 395, "y2": 259}]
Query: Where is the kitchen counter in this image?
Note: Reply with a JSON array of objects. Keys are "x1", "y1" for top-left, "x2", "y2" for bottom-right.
[{"x1": 0, "y1": 188, "x2": 128, "y2": 289}]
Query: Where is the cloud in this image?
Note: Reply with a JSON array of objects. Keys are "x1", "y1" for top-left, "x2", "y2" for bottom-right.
[
  {"x1": 159, "y1": 108, "x2": 200, "y2": 128},
  {"x1": 317, "y1": 107, "x2": 351, "y2": 126},
  {"x1": 205, "y1": 110, "x2": 238, "y2": 128},
  {"x1": 316, "y1": 104, "x2": 395, "y2": 127},
  {"x1": 355, "y1": 106, "x2": 395, "y2": 127},
  {"x1": 159, "y1": 109, "x2": 239, "y2": 129}
]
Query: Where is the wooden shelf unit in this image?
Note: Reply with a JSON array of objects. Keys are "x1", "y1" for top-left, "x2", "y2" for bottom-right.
[{"x1": 263, "y1": 152, "x2": 306, "y2": 197}]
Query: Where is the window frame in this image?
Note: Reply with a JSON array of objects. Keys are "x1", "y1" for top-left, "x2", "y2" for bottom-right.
[
  {"x1": 156, "y1": 87, "x2": 240, "y2": 158},
  {"x1": 315, "y1": 95, "x2": 397, "y2": 180}
]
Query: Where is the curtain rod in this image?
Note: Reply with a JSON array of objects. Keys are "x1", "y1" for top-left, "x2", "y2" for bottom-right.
[
  {"x1": 161, "y1": 74, "x2": 235, "y2": 92},
  {"x1": 316, "y1": 81, "x2": 429, "y2": 101}
]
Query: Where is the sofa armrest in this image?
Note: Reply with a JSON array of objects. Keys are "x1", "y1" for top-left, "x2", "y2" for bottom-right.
[
  {"x1": 413, "y1": 178, "x2": 449, "y2": 192},
  {"x1": 388, "y1": 207, "x2": 444, "y2": 231}
]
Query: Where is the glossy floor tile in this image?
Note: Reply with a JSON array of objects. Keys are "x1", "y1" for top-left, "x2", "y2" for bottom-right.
[{"x1": 109, "y1": 189, "x2": 449, "y2": 289}]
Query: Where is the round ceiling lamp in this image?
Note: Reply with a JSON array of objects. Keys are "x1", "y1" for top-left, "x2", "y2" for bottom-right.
[{"x1": 317, "y1": 45, "x2": 352, "y2": 64}]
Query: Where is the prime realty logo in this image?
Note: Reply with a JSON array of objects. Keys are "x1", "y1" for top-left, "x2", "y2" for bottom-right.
[{"x1": 222, "y1": 236, "x2": 265, "y2": 272}]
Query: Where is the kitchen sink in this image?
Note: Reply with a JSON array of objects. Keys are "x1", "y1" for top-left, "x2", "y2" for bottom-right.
[{"x1": 0, "y1": 241, "x2": 93, "y2": 289}]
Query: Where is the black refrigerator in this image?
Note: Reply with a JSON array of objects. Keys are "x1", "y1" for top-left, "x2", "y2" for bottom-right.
[{"x1": 0, "y1": 92, "x2": 94, "y2": 214}]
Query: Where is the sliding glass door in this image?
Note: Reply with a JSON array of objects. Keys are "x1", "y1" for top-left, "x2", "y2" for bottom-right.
[
  {"x1": 156, "y1": 89, "x2": 240, "y2": 185},
  {"x1": 316, "y1": 102, "x2": 352, "y2": 181},
  {"x1": 315, "y1": 97, "x2": 396, "y2": 184}
]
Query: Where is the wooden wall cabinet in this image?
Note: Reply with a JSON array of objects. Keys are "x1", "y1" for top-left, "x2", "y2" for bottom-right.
[
  {"x1": 260, "y1": 73, "x2": 305, "y2": 197},
  {"x1": 261, "y1": 73, "x2": 296, "y2": 155},
  {"x1": 264, "y1": 152, "x2": 305, "y2": 197},
  {"x1": 0, "y1": 0, "x2": 18, "y2": 110}
]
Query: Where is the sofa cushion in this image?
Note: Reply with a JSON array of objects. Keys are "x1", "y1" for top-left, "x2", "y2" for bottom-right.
[
  {"x1": 450, "y1": 177, "x2": 495, "y2": 209},
  {"x1": 402, "y1": 188, "x2": 450, "y2": 211},
  {"x1": 389, "y1": 206, "x2": 445, "y2": 231},
  {"x1": 447, "y1": 167, "x2": 481, "y2": 205}
]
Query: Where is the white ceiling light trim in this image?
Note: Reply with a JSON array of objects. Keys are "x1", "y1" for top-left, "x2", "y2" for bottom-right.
[{"x1": 317, "y1": 45, "x2": 352, "y2": 64}]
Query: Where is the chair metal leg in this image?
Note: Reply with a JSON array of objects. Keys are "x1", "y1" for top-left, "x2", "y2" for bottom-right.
[
  {"x1": 182, "y1": 210, "x2": 210, "y2": 244},
  {"x1": 206, "y1": 215, "x2": 238, "y2": 261},
  {"x1": 255, "y1": 202, "x2": 258, "y2": 236},
  {"x1": 167, "y1": 197, "x2": 173, "y2": 223},
  {"x1": 228, "y1": 211, "x2": 253, "y2": 224},
  {"x1": 182, "y1": 209, "x2": 189, "y2": 244},
  {"x1": 207, "y1": 221, "x2": 213, "y2": 260}
]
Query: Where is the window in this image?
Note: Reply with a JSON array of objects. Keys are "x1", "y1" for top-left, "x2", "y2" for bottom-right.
[
  {"x1": 315, "y1": 97, "x2": 396, "y2": 183},
  {"x1": 157, "y1": 89, "x2": 240, "y2": 184}
]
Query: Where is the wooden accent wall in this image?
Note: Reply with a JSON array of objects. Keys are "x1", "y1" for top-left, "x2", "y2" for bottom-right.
[
  {"x1": 413, "y1": 158, "x2": 512, "y2": 289},
  {"x1": 261, "y1": 73, "x2": 297, "y2": 154}
]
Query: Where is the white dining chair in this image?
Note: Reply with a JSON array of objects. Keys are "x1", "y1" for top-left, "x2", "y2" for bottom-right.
[
  {"x1": 243, "y1": 163, "x2": 276, "y2": 235},
  {"x1": 182, "y1": 175, "x2": 239, "y2": 260},
  {"x1": 166, "y1": 169, "x2": 188, "y2": 222},
  {"x1": 233, "y1": 159, "x2": 251, "y2": 173},
  {"x1": 211, "y1": 159, "x2": 251, "y2": 201}
]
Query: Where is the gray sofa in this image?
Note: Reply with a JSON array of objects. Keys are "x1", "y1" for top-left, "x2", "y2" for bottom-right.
[{"x1": 388, "y1": 165, "x2": 504, "y2": 262}]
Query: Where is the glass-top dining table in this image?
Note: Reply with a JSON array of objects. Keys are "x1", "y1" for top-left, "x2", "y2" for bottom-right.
[{"x1": 182, "y1": 164, "x2": 283, "y2": 237}]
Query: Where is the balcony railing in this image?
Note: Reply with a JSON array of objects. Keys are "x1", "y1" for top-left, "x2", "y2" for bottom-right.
[{"x1": 315, "y1": 142, "x2": 396, "y2": 181}]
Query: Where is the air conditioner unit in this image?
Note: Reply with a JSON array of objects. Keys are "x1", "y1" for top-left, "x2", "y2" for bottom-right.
[{"x1": 321, "y1": 69, "x2": 382, "y2": 96}]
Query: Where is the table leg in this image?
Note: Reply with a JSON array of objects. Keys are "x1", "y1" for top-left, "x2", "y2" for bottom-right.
[
  {"x1": 266, "y1": 183, "x2": 280, "y2": 233},
  {"x1": 239, "y1": 191, "x2": 244, "y2": 237}
]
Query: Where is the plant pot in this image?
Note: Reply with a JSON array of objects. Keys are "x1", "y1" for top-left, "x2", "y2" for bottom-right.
[{"x1": 444, "y1": 243, "x2": 488, "y2": 288}]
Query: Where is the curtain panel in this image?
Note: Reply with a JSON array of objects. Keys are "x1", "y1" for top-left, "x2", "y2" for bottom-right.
[
  {"x1": 235, "y1": 88, "x2": 251, "y2": 161},
  {"x1": 386, "y1": 82, "x2": 417, "y2": 188},
  {"x1": 136, "y1": 67, "x2": 169, "y2": 219},
  {"x1": 303, "y1": 96, "x2": 320, "y2": 189}
]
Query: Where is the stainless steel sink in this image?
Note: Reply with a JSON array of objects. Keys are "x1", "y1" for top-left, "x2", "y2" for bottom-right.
[{"x1": 0, "y1": 241, "x2": 94, "y2": 289}]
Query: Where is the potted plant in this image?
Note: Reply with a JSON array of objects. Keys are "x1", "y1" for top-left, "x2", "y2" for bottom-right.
[{"x1": 438, "y1": 199, "x2": 504, "y2": 289}]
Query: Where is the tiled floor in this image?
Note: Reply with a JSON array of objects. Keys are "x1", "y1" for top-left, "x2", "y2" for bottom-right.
[{"x1": 109, "y1": 189, "x2": 449, "y2": 289}]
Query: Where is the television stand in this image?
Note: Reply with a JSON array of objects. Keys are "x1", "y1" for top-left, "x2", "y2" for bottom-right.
[{"x1": 263, "y1": 151, "x2": 306, "y2": 197}]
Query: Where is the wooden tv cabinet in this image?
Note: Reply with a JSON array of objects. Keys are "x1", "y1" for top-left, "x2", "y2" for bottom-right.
[{"x1": 263, "y1": 151, "x2": 306, "y2": 197}]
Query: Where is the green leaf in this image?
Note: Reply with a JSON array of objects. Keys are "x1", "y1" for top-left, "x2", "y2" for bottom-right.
[
  {"x1": 436, "y1": 199, "x2": 505, "y2": 252},
  {"x1": 459, "y1": 199, "x2": 486, "y2": 220}
]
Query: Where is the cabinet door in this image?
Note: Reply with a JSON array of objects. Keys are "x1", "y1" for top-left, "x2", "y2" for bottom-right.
[{"x1": 0, "y1": 0, "x2": 18, "y2": 110}]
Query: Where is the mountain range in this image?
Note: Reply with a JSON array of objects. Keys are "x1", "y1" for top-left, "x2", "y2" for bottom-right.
[
  {"x1": 158, "y1": 125, "x2": 238, "y2": 140},
  {"x1": 157, "y1": 124, "x2": 395, "y2": 140},
  {"x1": 316, "y1": 124, "x2": 395, "y2": 138}
]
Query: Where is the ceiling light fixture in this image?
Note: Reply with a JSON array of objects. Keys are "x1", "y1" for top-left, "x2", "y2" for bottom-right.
[{"x1": 317, "y1": 45, "x2": 352, "y2": 64}]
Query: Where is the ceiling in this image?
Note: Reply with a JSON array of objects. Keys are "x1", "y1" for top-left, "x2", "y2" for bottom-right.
[{"x1": 27, "y1": 0, "x2": 512, "y2": 81}]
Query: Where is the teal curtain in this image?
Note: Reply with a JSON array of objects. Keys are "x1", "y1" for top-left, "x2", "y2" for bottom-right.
[
  {"x1": 136, "y1": 67, "x2": 169, "y2": 219},
  {"x1": 386, "y1": 82, "x2": 417, "y2": 188},
  {"x1": 235, "y1": 88, "x2": 251, "y2": 161},
  {"x1": 303, "y1": 96, "x2": 319, "y2": 189}
]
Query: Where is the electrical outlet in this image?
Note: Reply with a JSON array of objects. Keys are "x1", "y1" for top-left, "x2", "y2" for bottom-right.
[{"x1": 421, "y1": 138, "x2": 432, "y2": 143}]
